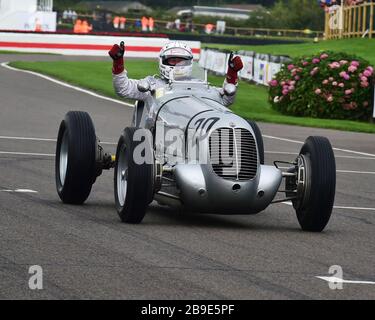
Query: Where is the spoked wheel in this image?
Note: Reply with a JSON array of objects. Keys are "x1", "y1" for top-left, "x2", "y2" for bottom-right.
[
  {"x1": 55, "y1": 111, "x2": 97, "y2": 204},
  {"x1": 286, "y1": 136, "x2": 336, "y2": 232},
  {"x1": 114, "y1": 127, "x2": 154, "y2": 223}
]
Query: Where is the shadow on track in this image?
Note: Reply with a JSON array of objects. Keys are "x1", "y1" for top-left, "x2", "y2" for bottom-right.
[{"x1": 45, "y1": 199, "x2": 331, "y2": 233}]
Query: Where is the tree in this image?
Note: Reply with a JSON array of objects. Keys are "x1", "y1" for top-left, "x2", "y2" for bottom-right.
[
  {"x1": 53, "y1": 0, "x2": 77, "y2": 11},
  {"x1": 251, "y1": 0, "x2": 324, "y2": 30},
  {"x1": 274, "y1": 0, "x2": 324, "y2": 30}
]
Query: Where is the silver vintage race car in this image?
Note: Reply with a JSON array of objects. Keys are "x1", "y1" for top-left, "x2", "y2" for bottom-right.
[{"x1": 55, "y1": 63, "x2": 336, "y2": 232}]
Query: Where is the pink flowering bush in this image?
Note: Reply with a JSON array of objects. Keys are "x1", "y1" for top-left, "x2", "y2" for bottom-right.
[{"x1": 268, "y1": 51, "x2": 374, "y2": 120}]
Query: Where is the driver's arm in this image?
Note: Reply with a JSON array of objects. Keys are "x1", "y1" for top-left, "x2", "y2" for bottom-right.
[
  {"x1": 220, "y1": 80, "x2": 237, "y2": 107},
  {"x1": 109, "y1": 43, "x2": 149, "y2": 101},
  {"x1": 220, "y1": 54, "x2": 243, "y2": 107},
  {"x1": 113, "y1": 71, "x2": 150, "y2": 101}
]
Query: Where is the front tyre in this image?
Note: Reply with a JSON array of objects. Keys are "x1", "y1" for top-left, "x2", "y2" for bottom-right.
[
  {"x1": 293, "y1": 136, "x2": 336, "y2": 232},
  {"x1": 55, "y1": 111, "x2": 97, "y2": 204},
  {"x1": 114, "y1": 127, "x2": 154, "y2": 223}
]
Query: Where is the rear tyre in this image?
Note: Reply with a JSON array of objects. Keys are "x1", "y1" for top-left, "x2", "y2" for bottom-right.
[
  {"x1": 55, "y1": 111, "x2": 97, "y2": 204},
  {"x1": 293, "y1": 136, "x2": 336, "y2": 232},
  {"x1": 247, "y1": 120, "x2": 264, "y2": 164},
  {"x1": 114, "y1": 127, "x2": 154, "y2": 223}
]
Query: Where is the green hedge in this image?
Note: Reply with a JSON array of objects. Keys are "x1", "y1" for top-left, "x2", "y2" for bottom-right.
[{"x1": 268, "y1": 51, "x2": 374, "y2": 121}]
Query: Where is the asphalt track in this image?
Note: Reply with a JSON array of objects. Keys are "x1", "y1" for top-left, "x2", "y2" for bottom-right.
[{"x1": 0, "y1": 54, "x2": 375, "y2": 300}]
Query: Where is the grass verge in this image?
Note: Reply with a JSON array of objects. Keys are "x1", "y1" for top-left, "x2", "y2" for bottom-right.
[{"x1": 8, "y1": 59, "x2": 375, "y2": 133}]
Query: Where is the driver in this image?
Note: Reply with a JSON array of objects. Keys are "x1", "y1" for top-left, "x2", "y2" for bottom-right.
[{"x1": 108, "y1": 40, "x2": 243, "y2": 106}]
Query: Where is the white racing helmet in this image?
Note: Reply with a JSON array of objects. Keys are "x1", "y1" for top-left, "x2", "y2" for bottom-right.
[{"x1": 159, "y1": 41, "x2": 193, "y2": 80}]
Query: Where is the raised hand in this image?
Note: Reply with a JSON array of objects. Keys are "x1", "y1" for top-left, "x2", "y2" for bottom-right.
[
  {"x1": 226, "y1": 52, "x2": 243, "y2": 84},
  {"x1": 109, "y1": 42, "x2": 125, "y2": 74}
]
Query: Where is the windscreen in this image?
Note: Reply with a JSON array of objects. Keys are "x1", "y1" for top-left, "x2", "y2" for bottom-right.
[{"x1": 170, "y1": 62, "x2": 207, "y2": 83}]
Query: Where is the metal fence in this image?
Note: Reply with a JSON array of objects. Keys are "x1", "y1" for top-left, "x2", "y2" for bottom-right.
[{"x1": 63, "y1": 14, "x2": 323, "y2": 39}]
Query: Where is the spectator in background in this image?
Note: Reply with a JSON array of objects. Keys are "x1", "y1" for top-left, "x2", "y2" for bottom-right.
[
  {"x1": 141, "y1": 16, "x2": 149, "y2": 32},
  {"x1": 216, "y1": 20, "x2": 226, "y2": 35},
  {"x1": 174, "y1": 18, "x2": 181, "y2": 31},
  {"x1": 71, "y1": 11, "x2": 77, "y2": 22},
  {"x1": 319, "y1": 0, "x2": 365, "y2": 8},
  {"x1": 63, "y1": 10, "x2": 68, "y2": 20},
  {"x1": 185, "y1": 18, "x2": 193, "y2": 32},
  {"x1": 113, "y1": 16, "x2": 120, "y2": 29},
  {"x1": 119, "y1": 17, "x2": 126, "y2": 30},
  {"x1": 92, "y1": 11, "x2": 104, "y2": 31},
  {"x1": 81, "y1": 20, "x2": 92, "y2": 33},
  {"x1": 345, "y1": 0, "x2": 364, "y2": 5},
  {"x1": 149, "y1": 17, "x2": 154, "y2": 32},
  {"x1": 135, "y1": 18, "x2": 141, "y2": 30},
  {"x1": 73, "y1": 19, "x2": 82, "y2": 33},
  {"x1": 205, "y1": 23, "x2": 214, "y2": 34},
  {"x1": 35, "y1": 18, "x2": 42, "y2": 32},
  {"x1": 106, "y1": 13, "x2": 113, "y2": 25},
  {"x1": 105, "y1": 13, "x2": 113, "y2": 31}
]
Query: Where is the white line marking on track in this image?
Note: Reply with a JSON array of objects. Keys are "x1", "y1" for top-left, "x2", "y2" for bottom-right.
[
  {"x1": 265, "y1": 151, "x2": 297, "y2": 155},
  {"x1": 0, "y1": 151, "x2": 54, "y2": 157},
  {"x1": 333, "y1": 206, "x2": 375, "y2": 211},
  {"x1": 0, "y1": 135, "x2": 373, "y2": 159},
  {"x1": 265, "y1": 150, "x2": 375, "y2": 160},
  {"x1": 263, "y1": 134, "x2": 375, "y2": 158},
  {"x1": 331, "y1": 155, "x2": 375, "y2": 160},
  {"x1": 263, "y1": 135, "x2": 303, "y2": 145},
  {"x1": 337, "y1": 170, "x2": 375, "y2": 175},
  {"x1": 0, "y1": 135, "x2": 56, "y2": 142},
  {"x1": 282, "y1": 201, "x2": 375, "y2": 211},
  {"x1": 0, "y1": 136, "x2": 116, "y2": 145},
  {"x1": 0, "y1": 189, "x2": 38, "y2": 193},
  {"x1": 102, "y1": 142, "x2": 117, "y2": 145},
  {"x1": 277, "y1": 167, "x2": 375, "y2": 175},
  {"x1": 1, "y1": 62, "x2": 134, "y2": 108},
  {"x1": 316, "y1": 276, "x2": 375, "y2": 285}
]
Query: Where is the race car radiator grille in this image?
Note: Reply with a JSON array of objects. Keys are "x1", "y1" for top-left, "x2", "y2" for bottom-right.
[{"x1": 209, "y1": 128, "x2": 258, "y2": 181}]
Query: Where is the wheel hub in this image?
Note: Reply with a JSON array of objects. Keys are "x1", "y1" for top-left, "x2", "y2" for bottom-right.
[
  {"x1": 293, "y1": 154, "x2": 311, "y2": 210},
  {"x1": 59, "y1": 130, "x2": 69, "y2": 186},
  {"x1": 117, "y1": 148, "x2": 128, "y2": 207}
]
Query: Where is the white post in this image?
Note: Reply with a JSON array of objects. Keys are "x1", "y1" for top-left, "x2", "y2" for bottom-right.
[{"x1": 339, "y1": 0, "x2": 344, "y2": 31}]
